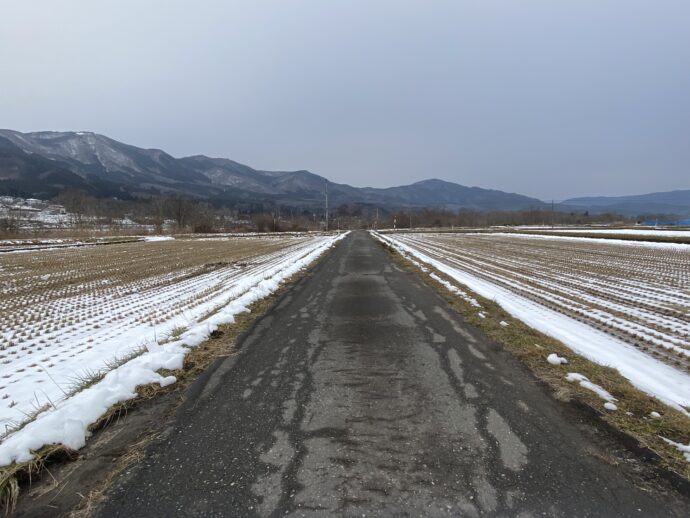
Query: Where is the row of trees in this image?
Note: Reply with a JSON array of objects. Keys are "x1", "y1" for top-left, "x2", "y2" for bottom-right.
[
  {"x1": 48, "y1": 191, "x2": 335, "y2": 234},
  {"x1": 2, "y1": 189, "x2": 645, "y2": 237},
  {"x1": 379, "y1": 208, "x2": 628, "y2": 229}
]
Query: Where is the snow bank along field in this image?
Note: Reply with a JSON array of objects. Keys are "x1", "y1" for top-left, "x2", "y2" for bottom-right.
[
  {"x1": 511, "y1": 227, "x2": 690, "y2": 238},
  {"x1": 0, "y1": 232, "x2": 345, "y2": 466},
  {"x1": 375, "y1": 231, "x2": 690, "y2": 415},
  {"x1": 511, "y1": 227, "x2": 690, "y2": 242}
]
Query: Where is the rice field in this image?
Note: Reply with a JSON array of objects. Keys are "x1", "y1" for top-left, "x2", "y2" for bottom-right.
[
  {"x1": 384, "y1": 232, "x2": 690, "y2": 370},
  {"x1": 0, "y1": 234, "x2": 333, "y2": 433}
]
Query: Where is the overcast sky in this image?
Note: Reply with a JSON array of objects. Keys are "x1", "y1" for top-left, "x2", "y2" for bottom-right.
[{"x1": 1, "y1": 1, "x2": 689, "y2": 200}]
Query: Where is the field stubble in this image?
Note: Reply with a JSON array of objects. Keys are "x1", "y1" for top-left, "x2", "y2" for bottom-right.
[
  {"x1": 391, "y1": 233, "x2": 690, "y2": 371},
  {"x1": 0, "y1": 235, "x2": 323, "y2": 433}
]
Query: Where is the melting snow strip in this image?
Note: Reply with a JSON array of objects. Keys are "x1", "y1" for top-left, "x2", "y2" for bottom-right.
[
  {"x1": 661, "y1": 437, "x2": 690, "y2": 463},
  {"x1": 566, "y1": 373, "x2": 618, "y2": 411}
]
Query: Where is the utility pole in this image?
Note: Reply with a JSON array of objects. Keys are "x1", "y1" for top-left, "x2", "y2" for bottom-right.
[
  {"x1": 551, "y1": 199, "x2": 555, "y2": 228},
  {"x1": 375, "y1": 207, "x2": 379, "y2": 230},
  {"x1": 325, "y1": 180, "x2": 329, "y2": 231},
  {"x1": 409, "y1": 212, "x2": 412, "y2": 229}
]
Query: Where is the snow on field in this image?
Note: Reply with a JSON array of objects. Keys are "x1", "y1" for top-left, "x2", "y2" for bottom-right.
[
  {"x1": 374, "y1": 232, "x2": 690, "y2": 414},
  {"x1": 383, "y1": 232, "x2": 690, "y2": 361},
  {"x1": 490, "y1": 232, "x2": 690, "y2": 251},
  {"x1": 520, "y1": 228, "x2": 690, "y2": 238},
  {"x1": 0, "y1": 232, "x2": 346, "y2": 466},
  {"x1": 143, "y1": 235, "x2": 175, "y2": 242}
]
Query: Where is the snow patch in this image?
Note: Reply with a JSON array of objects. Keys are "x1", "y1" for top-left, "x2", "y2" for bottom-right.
[
  {"x1": 566, "y1": 372, "x2": 617, "y2": 409},
  {"x1": 661, "y1": 437, "x2": 690, "y2": 462},
  {"x1": 526, "y1": 228, "x2": 690, "y2": 238},
  {"x1": 547, "y1": 353, "x2": 568, "y2": 365},
  {"x1": 143, "y1": 235, "x2": 175, "y2": 242},
  {"x1": 428, "y1": 273, "x2": 481, "y2": 307},
  {"x1": 489, "y1": 232, "x2": 690, "y2": 251}
]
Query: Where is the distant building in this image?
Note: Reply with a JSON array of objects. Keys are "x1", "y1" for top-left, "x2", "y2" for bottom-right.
[
  {"x1": 11, "y1": 206, "x2": 42, "y2": 214},
  {"x1": 25, "y1": 198, "x2": 43, "y2": 207},
  {"x1": 46, "y1": 204, "x2": 67, "y2": 215}
]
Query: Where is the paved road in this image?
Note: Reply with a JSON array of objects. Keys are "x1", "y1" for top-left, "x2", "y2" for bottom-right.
[{"x1": 98, "y1": 231, "x2": 687, "y2": 517}]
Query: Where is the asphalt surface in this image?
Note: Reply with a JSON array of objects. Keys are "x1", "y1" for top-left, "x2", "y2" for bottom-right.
[{"x1": 97, "y1": 231, "x2": 688, "y2": 517}]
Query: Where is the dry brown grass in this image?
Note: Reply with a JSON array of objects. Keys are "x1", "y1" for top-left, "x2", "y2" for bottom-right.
[
  {"x1": 381, "y1": 241, "x2": 690, "y2": 481},
  {"x1": 0, "y1": 445, "x2": 78, "y2": 515}
]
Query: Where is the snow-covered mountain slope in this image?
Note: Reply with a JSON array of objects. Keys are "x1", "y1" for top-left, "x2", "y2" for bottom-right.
[{"x1": 0, "y1": 129, "x2": 548, "y2": 210}]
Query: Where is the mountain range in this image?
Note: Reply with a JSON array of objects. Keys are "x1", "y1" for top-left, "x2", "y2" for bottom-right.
[
  {"x1": 561, "y1": 191, "x2": 690, "y2": 217},
  {"x1": 1, "y1": 129, "x2": 688, "y2": 216}
]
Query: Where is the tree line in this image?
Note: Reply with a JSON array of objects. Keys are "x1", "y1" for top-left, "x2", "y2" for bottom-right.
[{"x1": 1, "y1": 189, "x2": 646, "y2": 238}]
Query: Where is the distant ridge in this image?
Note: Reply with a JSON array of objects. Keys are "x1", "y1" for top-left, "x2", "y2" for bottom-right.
[
  {"x1": 1, "y1": 129, "x2": 688, "y2": 216},
  {"x1": 560, "y1": 190, "x2": 690, "y2": 217},
  {"x1": 0, "y1": 129, "x2": 545, "y2": 212}
]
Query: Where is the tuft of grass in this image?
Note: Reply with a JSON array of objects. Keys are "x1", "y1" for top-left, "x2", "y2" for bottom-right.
[
  {"x1": 0, "y1": 399, "x2": 55, "y2": 443},
  {"x1": 65, "y1": 369, "x2": 107, "y2": 399},
  {"x1": 381, "y1": 241, "x2": 690, "y2": 480},
  {"x1": 63, "y1": 347, "x2": 148, "y2": 401},
  {"x1": 102, "y1": 346, "x2": 146, "y2": 372},
  {"x1": 168, "y1": 325, "x2": 187, "y2": 341},
  {"x1": 198, "y1": 302, "x2": 233, "y2": 323},
  {"x1": 0, "y1": 468, "x2": 18, "y2": 514},
  {"x1": 0, "y1": 445, "x2": 77, "y2": 515}
]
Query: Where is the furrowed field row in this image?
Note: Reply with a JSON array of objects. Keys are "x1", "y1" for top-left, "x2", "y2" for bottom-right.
[
  {"x1": 0, "y1": 235, "x2": 329, "y2": 430},
  {"x1": 391, "y1": 233, "x2": 690, "y2": 370}
]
